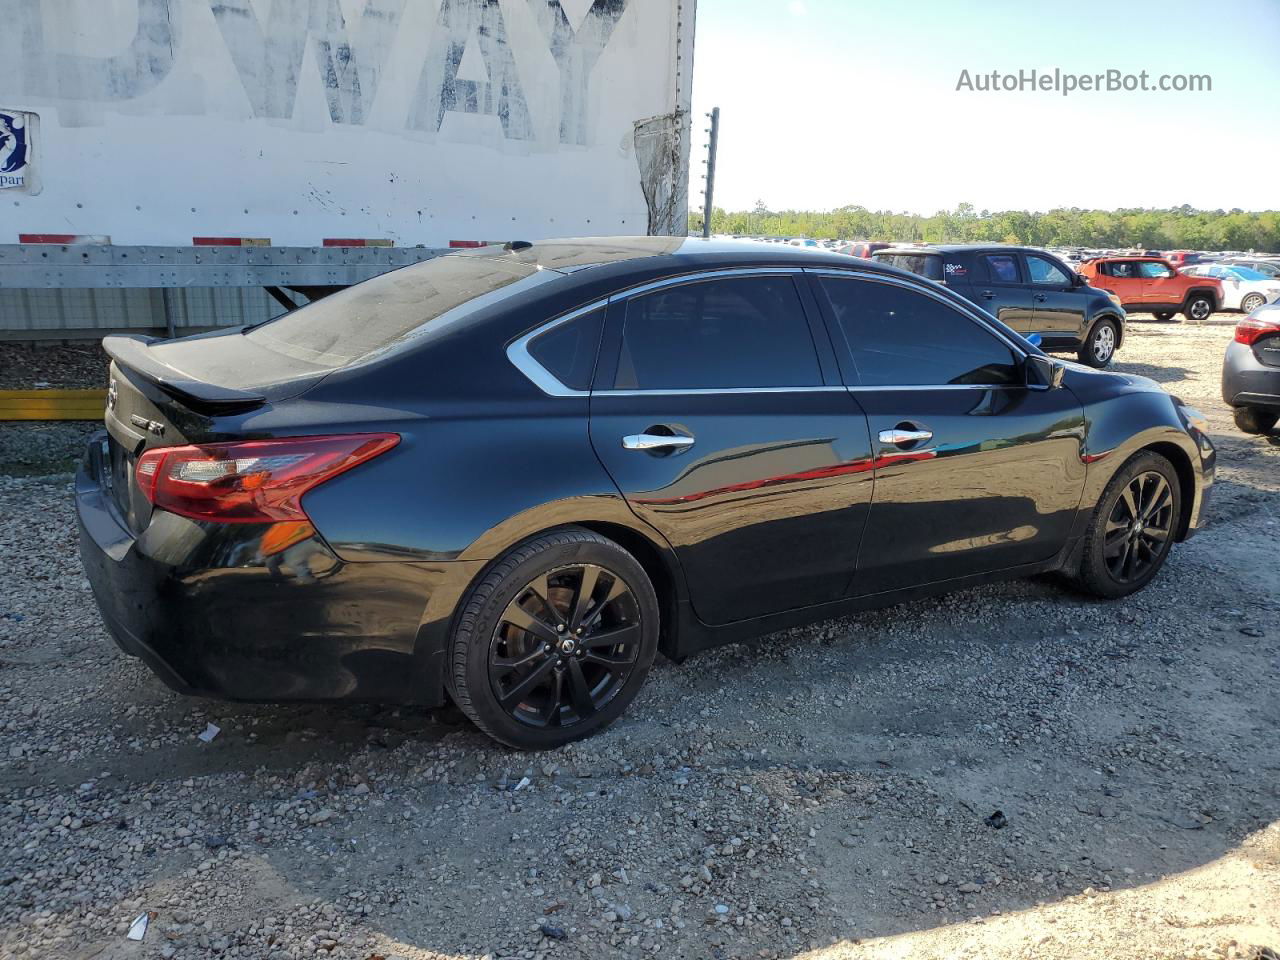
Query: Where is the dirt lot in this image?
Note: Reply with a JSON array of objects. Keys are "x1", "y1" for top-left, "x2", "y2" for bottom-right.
[{"x1": 1, "y1": 317, "x2": 1277, "y2": 960}]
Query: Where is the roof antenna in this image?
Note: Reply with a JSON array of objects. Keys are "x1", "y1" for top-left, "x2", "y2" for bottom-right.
[{"x1": 504, "y1": 240, "x2": 533, "y2": 252}]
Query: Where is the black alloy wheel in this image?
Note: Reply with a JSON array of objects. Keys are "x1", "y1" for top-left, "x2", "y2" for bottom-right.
[
  {"x1": 489, "y1": 563, "x2": 641, "y2": 728},
  {"x1": 1101, "y1": 471, "x2": 1175, "y2": 584},
  {"x1": 1076, "y1": 451, "x2": 1182, "y2": 598},
  {"x1": 449, "y1": 527, "x2": 659, "y2": 749}
]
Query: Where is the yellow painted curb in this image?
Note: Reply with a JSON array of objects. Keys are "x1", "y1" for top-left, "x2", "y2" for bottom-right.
[{"x1": 0, "y1": 389, "x2": 107, "y2": 421}]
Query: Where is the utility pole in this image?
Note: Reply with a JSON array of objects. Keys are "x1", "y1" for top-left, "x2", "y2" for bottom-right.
[{"x1": 701, "y1": 107, "x2": 720, "y2": 239}]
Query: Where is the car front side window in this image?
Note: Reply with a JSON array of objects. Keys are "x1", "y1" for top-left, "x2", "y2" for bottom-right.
[
  {"x1": 614, "y1": 275, "x2": 822, "y2": 390},
  {"x1": 818, "y1": 277, "x2": 1020, "y2": 387},
  {"x1": 1138, "y1": 262, "x2": 1173, "y2": 279},
  {"x1": 1026, "y1": 255, "x2": 1070, "y2": 285}
]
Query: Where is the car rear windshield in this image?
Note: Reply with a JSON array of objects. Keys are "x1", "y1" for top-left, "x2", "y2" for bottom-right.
[
  {"x1": 872, "y1": 253, "x2": 944, "y2": 281},
  {"x1": 245, "y1": 255, "x2": 548, "y2": 368}
]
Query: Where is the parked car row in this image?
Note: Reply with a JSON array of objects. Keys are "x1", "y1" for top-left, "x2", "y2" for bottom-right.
[
  {"x1": 868, "y1": 245, "x2": 1126, "y2": 367},
  {"x1": 1078, "y1": 256, "x2": 1223, "y2": 321}
]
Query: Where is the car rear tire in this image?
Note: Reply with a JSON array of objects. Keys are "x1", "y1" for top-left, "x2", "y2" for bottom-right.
[
  {"x1": 1078, "y1": 319, "x2": 1117, "y2": 368},
  {"x1": 1183, "y1": 295, "x2": 1213, "y2": 322},
  {"x1": 1233, "y1": 406, "x2": 1279, "y2": 435},
  {"x1": 448, "y1": 527, "x2": 659, "y2": 750},
  {"x1": 1153, "y1": 311, "x2": 1177, "y2": 322},
  {"x1": 1241, "y1": 293, "x2": 1266, "y2": 314},
  {"x1": 1074, "y1": 451, "x2": 1181, "y2": 599}
]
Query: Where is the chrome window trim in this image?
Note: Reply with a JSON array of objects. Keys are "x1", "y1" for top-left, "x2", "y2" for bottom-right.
[
  {"x1": 606, "y1": 266, "x2": 800, "y2": 303},
  {"x1": 508, "y1": 268, "x2": 810, "y2": 397},
  {"x1": 595, "y1": 386, "x2": 847, "y2": 397},
  {"x1": 506, "y1": 299, "x2": 608, "y2": 397},
  {"x1": 507, "y1": 266, "x2": 1035, "y2": 397},
  {"x1": 846, "y1": 383, "x2": 1023, "y2": 392}
]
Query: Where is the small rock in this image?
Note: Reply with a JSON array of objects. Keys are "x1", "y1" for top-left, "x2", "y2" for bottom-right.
[{"x1": 539, "y1": 923, "x2": 567, "y2": 941}]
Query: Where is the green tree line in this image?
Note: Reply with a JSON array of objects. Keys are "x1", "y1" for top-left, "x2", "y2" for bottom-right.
[{"x1": 688, "y1": 202, "x2": 1280, "y2": 251}]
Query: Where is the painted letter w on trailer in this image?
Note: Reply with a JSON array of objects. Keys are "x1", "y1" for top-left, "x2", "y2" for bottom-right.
[{"x1": 209, "y1": 0, "x2": 407, "y2": 123}]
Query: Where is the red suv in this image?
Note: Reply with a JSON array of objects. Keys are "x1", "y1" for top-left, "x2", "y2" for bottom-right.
[
  {"x1": 1079, "y1": 256, "x2": 1221, "y2": 322},
  {"x1": 1163, "y1": 251, "x2": 1205, "y2": 269}
]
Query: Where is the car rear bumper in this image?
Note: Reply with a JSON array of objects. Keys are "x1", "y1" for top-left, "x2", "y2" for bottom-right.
[
  {"x1": 1222, "y1": 340, "x2": 1280, "y2": 410},
  {"x1": 76, "y1": 432, "x2": 483, "y2": 705}
]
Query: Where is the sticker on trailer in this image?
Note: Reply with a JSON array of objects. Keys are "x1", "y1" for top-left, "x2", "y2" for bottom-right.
[{"x1": 0, "y1": 110, "x2": 37, "y2": 193}]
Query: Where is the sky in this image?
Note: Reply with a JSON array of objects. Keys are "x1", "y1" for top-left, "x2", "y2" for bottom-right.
[{"x1": 689, "y1": 0, "x2": 1280, "y2": 215}]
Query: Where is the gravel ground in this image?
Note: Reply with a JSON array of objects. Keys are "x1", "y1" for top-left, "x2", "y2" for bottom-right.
[
  {"x1": 0, "y1": 343, "x2": 106, "y2": 475},
  {"x1": 0, "y1": 343, "x2": 109, "y2": 391},
  {"x1": 0, "y1": 316, "x2": 1277, "y2": 960}
]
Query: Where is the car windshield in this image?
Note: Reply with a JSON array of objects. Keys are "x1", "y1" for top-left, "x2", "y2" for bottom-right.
[
  {"x1": 1226, "y1": 267, "x2": 1267, "y2": 281},
  {"x1": 245, "y1": 255, "x2": 549, "y2": 368}
]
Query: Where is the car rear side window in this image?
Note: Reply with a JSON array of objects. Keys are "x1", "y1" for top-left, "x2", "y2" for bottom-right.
[
  {"x1": 818, "y1": 277, "x2": 1020, "y2": 387},
  {"x1": 614, "y1": 276, "x2": 821, "y2": 390},
  {"x1": 873, "y1": 254, "x2": 943, "y2": 281},
  {"x1": 982, "y1": 254, "x2": 1021, "y2": 283},
  {"x1": 527, "y1": 307, "x2": 604, "y2": 391}
]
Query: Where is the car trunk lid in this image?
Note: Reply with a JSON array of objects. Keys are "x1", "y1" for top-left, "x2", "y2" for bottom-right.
[{"x1": 98, "y1": 333, "x2": 329, "y2": 534}]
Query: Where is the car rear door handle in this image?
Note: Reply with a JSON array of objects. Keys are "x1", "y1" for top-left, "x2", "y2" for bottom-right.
[
  {"x1": 622, "y1": 432, "x2": 695, "y2": 452},
  {"x1": 878, "y1": 427, "x2": 933, "y2": 447},
  {"x1": 980, "y1": 290, "x2": 996, "y2": 299},
  {"x1": 1034, "y1": 293, "x2": 1047, "y2": 302}
]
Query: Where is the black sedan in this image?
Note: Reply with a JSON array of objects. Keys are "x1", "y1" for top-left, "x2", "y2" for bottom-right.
[
  {"x1": 77, "y1": 238, "x2": 1215, "y2": 748},
  {"x1": 1222, "y1": 303, "x2": 1280, "y2": 434}
]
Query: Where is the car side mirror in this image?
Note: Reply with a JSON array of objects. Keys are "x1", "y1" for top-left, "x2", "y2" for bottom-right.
[
  {"x1": 1073, "y1": 272, "x2": 1088, "y2": 287},
  {"x1": 1025, "y1": 353, "x2": 1065, "y2": 391}
]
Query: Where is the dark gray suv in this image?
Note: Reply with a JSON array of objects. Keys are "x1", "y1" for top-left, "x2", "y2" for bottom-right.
[{"x1": 873, "y1": 245, "x2": 1126, "y2": 367}]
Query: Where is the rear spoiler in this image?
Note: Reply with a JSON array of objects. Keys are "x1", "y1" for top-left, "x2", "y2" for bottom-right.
[{"x1": 103, "y1": 335, "x2": 267, "y2": 412}]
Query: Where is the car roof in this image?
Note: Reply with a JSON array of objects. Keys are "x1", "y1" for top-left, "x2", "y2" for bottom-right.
[
  {"x1": 1086, "y1": 254, "x2": 1167, "y2": 262},
  {"x1": 873, "y1": 244, "x2": 1059, "y2": 256},
  {"x1": 447, "y1": 235, "x2": 915, "y2": 277}
]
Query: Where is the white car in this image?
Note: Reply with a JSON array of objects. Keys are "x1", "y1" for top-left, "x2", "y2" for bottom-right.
[
  {"x1": 1221, "y1": 258, "x2": 1280, "y2": 280},
  {"x1": 1179, "y1": 264, "x2": 1280, "y2": 313}
]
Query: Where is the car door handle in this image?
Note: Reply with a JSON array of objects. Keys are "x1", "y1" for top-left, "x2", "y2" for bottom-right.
[
  {"x1": 1034, "y1": 293, "x2": 1047, "y2": 302},
  {"x1": 878, "y1": 427, "x2": 933, "y2": 447},
  {"x1": 622, "y1": 432, "x2": 695, "y2": 452},
  {"x1": 980, "y1": 290, "x2": 996, "y2": 299}
]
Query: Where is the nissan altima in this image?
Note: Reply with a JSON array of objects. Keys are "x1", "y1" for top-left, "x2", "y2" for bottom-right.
[{"x1": 77, "y1": 237, "x2": 1215, "y2": 748}]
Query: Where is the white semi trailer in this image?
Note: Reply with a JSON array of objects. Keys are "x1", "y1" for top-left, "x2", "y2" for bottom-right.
[{"x1": 0, "y1": 0, "x2": 696, "y2": 336}]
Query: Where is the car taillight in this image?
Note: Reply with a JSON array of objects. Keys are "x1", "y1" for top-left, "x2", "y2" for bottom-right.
[
  {"x1": 1235, "y1": 315, "x2": 1280, "y2": 346},
  {"x1": 135, "y1": 434, "x2": 399, "y2": 523}
]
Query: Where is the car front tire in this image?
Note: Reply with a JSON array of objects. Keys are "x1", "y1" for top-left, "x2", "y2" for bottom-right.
[
  {"x1": 1153, "y1": 311, "x2": 1177, "y2": 322},
  {"x1": 1078, "y1": 319, "x2": 1118, "y2": 368},
  {"x1": 1074, "y1": 451, "x2": 1181, "y2": 599},
  {"x1": 1233, "y1": 406, "x2": 1279, "y2": 435},
  {"x1": 1184, "y1": 295, "x2": 1213, "y2": 322},
  {"x1": 449, "y1": 527, "x2": 659, "y2": 749}
]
